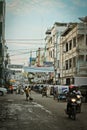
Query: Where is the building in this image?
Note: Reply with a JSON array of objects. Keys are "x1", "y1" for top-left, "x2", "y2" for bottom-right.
[
  {"x1": 60, "y1": 22, "x2": 87, "y2": 85},
  {"x1": 45, "y1": 22, "x2": 67, "y2": 84},
  {"x1": 0, "y1": 0, "x2": 6, "y2": 85}
]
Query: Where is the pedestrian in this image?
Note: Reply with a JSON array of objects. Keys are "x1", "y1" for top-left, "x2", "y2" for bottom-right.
[
  {"x1": 42, "y1": 86, "x2": 47, "y2": 97},
  {"x1": 9, "y1": 85, "x2": 13, "y2": 94},
  {"x1": 53, "y1": 86, "x2": 58, "y2": 100},
  {"x1": 28, "y1": 86, "x2": 33, "y2": 101},
  {"x1": 24, "y1": 86, "x2": 30, "y2": 101}
]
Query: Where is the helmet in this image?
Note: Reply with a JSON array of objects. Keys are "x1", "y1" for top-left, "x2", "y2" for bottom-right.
[
  {"x1": 69, "y1": 84, "x2": 79, "y2": 91},
  {"x1": 69, "y1": 84, "x2": 75, "y2": 89},
  {"x1": 69, "y1": 84, "x2": 76, "y2": 92}
]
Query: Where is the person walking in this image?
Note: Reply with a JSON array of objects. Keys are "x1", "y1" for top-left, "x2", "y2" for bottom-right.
[
  {"x1": 24, "y1": 86, "x2": 30, "y2": 101},
  {"x1": 42, "y1": 86, "x2": 47, "y2": 97},
  {"x1": 24, "y1": 86, "x2": 32, "y2": 101}
]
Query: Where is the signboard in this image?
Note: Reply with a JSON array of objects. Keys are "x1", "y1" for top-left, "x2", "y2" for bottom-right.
[
  {"x1": 29, "y1": 57, "x2": 36, "y2": 66},
  {"x1": 43, "y1": 61, "x2": 53, "y2": 67},
  {"x1": 23, "y1": 66, "x2": 54, "y2": 73}
]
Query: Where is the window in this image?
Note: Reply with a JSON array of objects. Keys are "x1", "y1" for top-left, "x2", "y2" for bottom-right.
[
  {"x1": 65, "y1": 60, "x2": 68, "y2": 70},
  {"x1": 0, "y1": 43, "x2": 2, "y2": 56},
  {"x1": 69, "y1": 40, "x2": 72, "y2": 50},
  {"x1": 86, "y1": 55, "x2": 87, "y2": 61},
  {"x1": 58, "y1": 60, "x2": 59, "y2": 68},
  {"x1": 0, "y1": 22, "x2": 2, "y2": 35},
  {"x1": 66, "y1": 42, "x2": 68, "y2": 52},
  {"x1": 73, "y1": 37, "x2": 76, "y2": 47},
  {"x1": 50, "y1": 51, "x2": 52, "y2": 58},
  {"x1": 86, "y1": 35, "x2": 87, "y2": 46},
  {"x1": 49, "y1": 50, "x2": 53, "y2": 58},
  {"x1": 66, "y1": 78, "x2": 70, "y2": 85},
  {"x1": 69, "y1": 59, "x2": 72, "y2": 69},
  {"x1": 73, "y1": 57, "x2": 76, "y2": 67},
  {"x1": 0, "y1": 2, "x2": 3, "y2": 15}
]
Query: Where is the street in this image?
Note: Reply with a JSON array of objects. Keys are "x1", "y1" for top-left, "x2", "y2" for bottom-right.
[{"x1": 0, "y1": 91, "x2": 87, "y2": 130}]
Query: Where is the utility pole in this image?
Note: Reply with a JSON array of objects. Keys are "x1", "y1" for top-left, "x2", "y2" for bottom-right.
[
  {"x1": 54, "y1": 32, "x2": 58, "y2": 85},
  {"x1": 29, "y1": 51, "x2": 32, "y2": 67}
]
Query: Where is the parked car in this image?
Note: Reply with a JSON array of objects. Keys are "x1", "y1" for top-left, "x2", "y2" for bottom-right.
[{"x1": 0, "y1": 87, "x2": 7, "y2": 96}]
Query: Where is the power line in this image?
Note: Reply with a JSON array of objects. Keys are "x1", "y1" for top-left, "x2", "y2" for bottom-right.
[
  {"x1": 9, "y1": 48, "x2": 44, "y2": 57},
  {"x1": 8, "y1": 46, "x2": 54, "y2": 57}
]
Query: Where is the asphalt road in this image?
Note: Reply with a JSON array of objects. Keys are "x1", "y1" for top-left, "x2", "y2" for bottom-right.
[{"x1": 0, "y1": 91, "x2": 87, "y2": 130}]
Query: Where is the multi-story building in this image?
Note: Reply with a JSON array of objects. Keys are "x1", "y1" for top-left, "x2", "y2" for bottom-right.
[
  {"x1": 60, "y1": 22, "x2": 87, "y2": 85},
  {"x1": 0, "y1": 0, "x2": 6, "y2": 85},
  {"x1": 45, "y1": 29, "x2": 53, "y2": 63},
  {"x1": 45, "y1": 22, "x2": 67, "y2": 84}
]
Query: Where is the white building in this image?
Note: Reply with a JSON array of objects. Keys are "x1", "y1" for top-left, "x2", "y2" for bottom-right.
[
  {"x1": 60, "y1": 22, "x2": 87, "y2": 85},
  {"x1": 45, "y1": 22, "x2": 67, "y2": 84}
]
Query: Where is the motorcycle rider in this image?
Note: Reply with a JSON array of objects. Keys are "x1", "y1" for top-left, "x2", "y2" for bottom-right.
[
  {"x1": 73, "y1": 86, "x2": 81, "y2": 95},
  {"x1": 66, "y1": 85, "x2": 82, "y2": 113},
  {"x1": 73, "y1": 86, "x2": 82, "y2": 112},
  {"x1": 66, "y1": 85, "x2": 77, "y2": 113}
]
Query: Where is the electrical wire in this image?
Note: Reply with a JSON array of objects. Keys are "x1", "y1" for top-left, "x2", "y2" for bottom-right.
[{"x1": 8, "y1": 45, "x2": 55, "y2": 57}]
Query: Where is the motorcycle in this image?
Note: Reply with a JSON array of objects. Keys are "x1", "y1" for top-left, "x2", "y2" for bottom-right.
[{"x1": 65, "y1": 97, "x2": 77, "y2": 120}]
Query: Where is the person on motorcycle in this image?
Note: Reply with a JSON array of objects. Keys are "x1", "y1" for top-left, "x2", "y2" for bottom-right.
[
  {"x1": 66, "y1": 86, "x2": 76, "y2": 113},
  {"x1": 73, "y1": 86, "x2": 82, "y2": 113},
  {"x1": 73, "y1": 86, "x2": 81, "y2": 95}
]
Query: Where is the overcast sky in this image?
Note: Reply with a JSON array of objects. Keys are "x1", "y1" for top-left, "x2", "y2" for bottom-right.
[{"x1": 5, "y1": 0, "x2": 87, "y2": 65}]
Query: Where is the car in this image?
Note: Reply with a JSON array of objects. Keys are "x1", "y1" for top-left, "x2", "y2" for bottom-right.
[{"x1": 0, "y1": 87, "x2": 7, "y2": 96}]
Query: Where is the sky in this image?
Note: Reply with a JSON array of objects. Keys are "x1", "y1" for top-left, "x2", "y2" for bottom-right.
[{"x1": 5, "y1": 0, "x2": 87, "y2": 65}]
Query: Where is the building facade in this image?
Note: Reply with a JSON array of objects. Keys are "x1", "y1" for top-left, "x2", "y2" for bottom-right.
[
  {"x1": 60, "y1": 22, "x2": 87, "y2": 85},
  {"x1": 0, "y1": 0, "x2": 10, "y2": 86},
  {"x1": 0, "y1": 0, "x2": 6, "y2": 85},
  {"x1": 45, "y1": 22, "x2": 67, "y2": 84}
]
